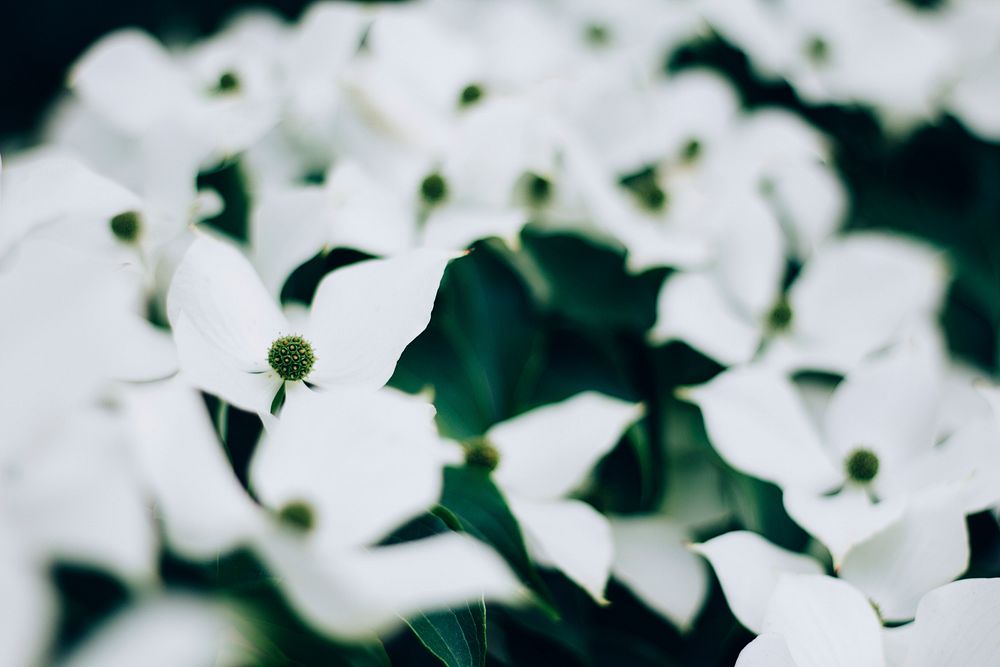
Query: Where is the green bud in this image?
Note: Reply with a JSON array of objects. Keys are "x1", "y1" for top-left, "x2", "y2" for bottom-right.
[
  {"x1": 215, "y1": 70, "x2": 241, "y2": 94},
  {"x1": 459, "y1": 83, "x2": 485, "y2": 107},
  {"x1": 267, "y1": 335, "x2": 316, "y2": 382},
  {"x1": 526, "y1": 173, "x2": 553, "y2": 205},
  {"x1": 585, "y1": 23, "x2": 611, "y2": 46},
  {"x1": 680, "y1": 138, "x2": 702, "y2": 164},
  {"x1": 767, "y1": 296, "x2": 794, "y2": 332},
  {"x1": 278, "y1": 500, "x2": 315, "y2": 532},
  {"x1": 805, "y1": 36, "x2": 830, "y2": 64},
  {"x1": 109, "y1": 210, "x2": 142, "y2": 243},
  {"x1": 845, "y1": 448, "x2": 880, "y2": 483},
  {"x1": 464, "y1": 437, "x2": 500, "y2": 472},
  {"x1": 420, "y1": 172, "x2": 448, "y2": 205}
]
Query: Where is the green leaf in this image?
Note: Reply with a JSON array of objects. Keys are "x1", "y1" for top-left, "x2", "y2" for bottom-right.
[
  {"x1": 406, "y1": 598, "x2": 487, "y2": 667},
  {"x1": 439, "y1": 466, "x2": 557, "y2": 613}
]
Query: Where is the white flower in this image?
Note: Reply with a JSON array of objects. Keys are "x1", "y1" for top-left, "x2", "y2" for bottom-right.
[
  {"x1": 654, "y1": 232, "x2": 947, "y2": 371},
  {"x1": 735, "y1": 575, "x2": 1000, "y2": 667},
  {"x1": 166, "y1": 232, "x2": 455, "y2": 418},
  {"x1": 0, "y1": 515, "x2": 54, "y2": 667},
  {"x1": 124, "y1": 378, "x2": 524, "y2": 639},
  {"x1": 687, "y1": 333, "x2": 1000, "y2": 617},
  {"x1": 470, "y1": 392, "x2": 643, "y2": 601}
]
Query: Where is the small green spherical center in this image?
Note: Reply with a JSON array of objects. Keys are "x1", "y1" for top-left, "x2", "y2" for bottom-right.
[
  {"x1": 215, "y1": 70, "x2": 241, "y2": 94},
  {"x1": 585, "y1": 23, "x2": 611, "y2": 46},
  {"x1": 267, "y1": 335, "x2": 316, "y2": 382},
  {"x1": 806, "y1": 36, "x2": 830, "y2": 64},
  {"x1": 464, "y1": 438, "x2": 500, "y2": 472},
  {"x1": 619, "y1": 166, "x2": 667, "y2": 212},
  {"x1": 109, "y1": 210, "x2": 142, "y2": 243},
  {"x1": 527, "y1": 173, "x2": 553, "y2": 205},
  {"x1": 846, "y1": 448, "x2": 880, "y2": 483},
  {"x1": 420, "y1": 172, "x2": 448, "y2": 205},
  {"x1": 459, "y1": 83, "x2": 484, "y2": 107},
  {"x1": 277, "y1": 500, "x2": 315, "y2": 532},
  {"x1": 767, "y1": 296, "x2": 794, "y2": 332}
]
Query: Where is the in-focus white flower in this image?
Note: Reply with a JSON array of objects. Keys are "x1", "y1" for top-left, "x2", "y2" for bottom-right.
[
  {"x1": 654, "y1": 232, "x2": 947, "y2": 371},
  {"x1": 466, "y1": 392, "x2": 643, "y2": 601},
  {"x1": 167, "y1": 232, "x2": 455, "y2": 418},
  {"x1": 124, "y1": 378, "x2": 524, "y2": 640}
]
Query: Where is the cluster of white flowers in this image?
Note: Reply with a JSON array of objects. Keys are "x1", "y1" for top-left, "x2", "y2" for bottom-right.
[{"x1": 2, "y1": 1, "x2": 999, "y2": 665}]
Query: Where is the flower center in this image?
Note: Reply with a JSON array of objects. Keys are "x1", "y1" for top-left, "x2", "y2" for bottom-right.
[
  {"x1": 277, "y1": 500, "x2": 315, "y2": 532},
  {"x1": 805, "y1": 36, "x2": 830, "y2": 64},
  {"x1": 420, "y1": 172, "x2": 448, "y2": 205},
  {"x1": 585, "y1": 23, "x2": 611, "y2": 46},
  {"x1": 619, "y1": 166, "x2": 667, "y2": 212},
  {"x1": 109, "y1": 210, "x2": 142, "y2": 243},
  {"x1": 680, "y1": 138, "x2": 702, "y2": 164},
  {"x1": 459, "y1": 83, "x2": 485, "y2": 107},
  {"x1": 215, "y1": 70, "x2": 241, "y2": 94},
  {"x1": 845, "y1": 447, "x2": 880, "y2": 483},
  {"x1": 267, "y1": 335, "x2": 316, "y2": 382},
  {"x1": 767, "y1": 296, "x2": 794, "y2": 332},
  {"x1": 526, "y1": 173, "x2": 553, "y2": 205},
  {"x1": 464, "y1": 437, "x2": 500, "y2": 472}
]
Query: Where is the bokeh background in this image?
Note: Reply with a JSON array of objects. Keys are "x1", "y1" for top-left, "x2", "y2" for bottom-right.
[{"x1": 4, "y1": 2, "x2": 1000, "y2": 666}]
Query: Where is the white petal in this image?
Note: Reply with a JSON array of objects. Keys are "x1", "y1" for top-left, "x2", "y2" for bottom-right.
[
  {"x1": 305, "y1": 249, "x2": 455, "y2": 389},
  {"x1": 885, "y1": 418, "x2": 1000, "y2": 514},
  {"x1": 62, "y1": 597, "x2": 249, "y2": 667},
  {"x1": 489, "y1": 392, "x2": 642, "y2": 501},
  {"x1": 906, "y1": 578, "x2": 1000, "y2": 667},
  {"x1": 650, "y1": 271, "x2": 762, "y2": 366},
  {"x1": 693, "y1": 531, "x2": 823, "y2": 634},
  {"x1": 250, "y1": 186, "x2": 331, "y2": 297},
  {"x1": 69, "y1": 30, "x2": 197, "y2": 135},
  {"x1": 167, "y1": 232, "x2": 288, "y2": 368},
  {"x1": 766, "y1": 159, "x2": 846, "y2": 259},
  {"x1": 609, "y1": 516, "x2": 708, "y2": 631},
  {"x1": 789, "y1": 233, "x2": 948, "y2": 357},
  {"x1": 839, "y1": 490, "x2": 969, "y2": 622},
  {"x1": 6, "y1": 409, "x2": 155, "y2": 581},
  {"x1": 762, "y1": 575, "x2": 884, "y2": 667},
  {"x1": 172, "y1": 313, "x2": 283, "y2": 417},
  {"x1": 251, "y1": 388, "x2": 456, "y2": 549},
  {"x1": 882, "y1": 624, "x2": 914, "y2": 667},
  {"x1": 421, "y1": 206, "x2": 526, "y2": 251},
  {"x1": 124, "y1": 379, "x2": 265, "y2": 559},
  {"x1": 324, "y1": 161, "x2": 416, "y2": 256},
  {"x1": 712, "y1": 194, "x2": 786, "y2": 319},
  {"x1": 509, "y1": 497, "x2": 614, "y2": 602},
  {"x1": 823, "y1": 335, "x2": 943, "y2": 474},
  {"x1": 783, "y1": 487, "x2": 905, "y2": 566},
  {"x1": 0, "y1": 520, "x2": 54, "y2": 667},
  {"x1": 736, "y1": 634, "x2": 799, "y2": 667},
  {"x1": 258, "y1": 531, "x2": 524, "y2": 640},
  {"x1": 684, "y1": 367, "x2": 842, "y2": 493}
]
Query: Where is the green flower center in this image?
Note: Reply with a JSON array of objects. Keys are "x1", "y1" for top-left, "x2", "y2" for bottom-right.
[
  {"x1": 585, "y1": 23, "x2": 611, "y2": 46},
  {"x1": 215, "y1": 70, "x2": 241, "y2": 94},
  {"x1": 619, "y1": 166, "x2": 667, "y2": 212},
  {"x1": 420, "y1": 172, "x2": 448, "y2": 205},
  {"x1": 526, "y1": 173, "x2": 553, "y2": 205},
  {"x1": 267, "y1": 335, "x2": 316, "y2": 382},
  {"x1": 805, "y1": 36, "x2": 830, "y2": 64},
  {"x1": 277, "y1": 500, "x2": 315, "y2": 532},
  {"x1": 767, "y1": 296, "x2": 794, "y2": 332},
  {"x1": 845, "y1": 448, "x2": 880, "y2": 483},
  {"x1": 459, "y1": 83, "x2": 485, "y2": 107},
  {"x1": 680, "y1": 138, "x2": 702, "y2": 164},
  {"x1": 464, "y1": 437, "x2": 500, "y2": 472},
  {"x1": 109, "y1": 210, "x2": 142, "y2": 243}
]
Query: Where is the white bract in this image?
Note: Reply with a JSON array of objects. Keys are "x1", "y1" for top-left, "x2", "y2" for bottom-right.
[
  {"x1": 476, "y1": 392, "x2": 643, "y2": 601},
  {"x1": 167, "y1": 232, "x2": 455, "y2": 419}
]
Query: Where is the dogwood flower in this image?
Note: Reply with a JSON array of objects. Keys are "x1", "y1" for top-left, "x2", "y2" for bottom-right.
[
  {"x1": 461, "y1": 392, "x2": 643, "y2": 601},
  {"x1": 654, "y1": 232, "x2": 947, "y2": 371},
  {"x1": 124, "y1": 379, "x2": 523, "y2": 639},
  {"x1": 687, "y1": 335, "x2": 1000, "y2": 617},
  {"x1": 734, "y1": 575, "x2": 1000, "y2": 667},
  {"x1": 167, "y1": 232, "x2": 455, "y2": 418}
]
